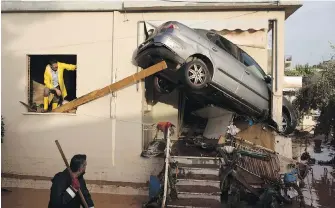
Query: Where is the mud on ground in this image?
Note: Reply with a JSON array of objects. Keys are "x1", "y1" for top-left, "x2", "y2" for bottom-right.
[{"x1": 1, "y1": 188, "x2": 147, "y2": 208}]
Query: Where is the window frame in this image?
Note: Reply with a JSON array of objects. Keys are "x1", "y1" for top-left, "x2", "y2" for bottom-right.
[{"x1": 26, "y1": 54, "x2": 78, "y2": 114}]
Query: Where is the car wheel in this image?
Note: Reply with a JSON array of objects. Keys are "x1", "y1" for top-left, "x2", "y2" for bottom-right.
[
  {"x1": 153, "y1": 76, "x2": 175, "y2": 94},
  {"x1": 281, "y1": 112, "x2": 294, "y2": 135},
  {"x1": 183, "y1": 59, "x2": 210, "y2": 90}
]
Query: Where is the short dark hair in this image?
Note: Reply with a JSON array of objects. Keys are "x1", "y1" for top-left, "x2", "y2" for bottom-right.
[
  {"x1": 49, "y1": 59, "x2": 58, "y2": 65},
  {"x1": 70, "y1": 154, "x2": 87, "y2": 172}
]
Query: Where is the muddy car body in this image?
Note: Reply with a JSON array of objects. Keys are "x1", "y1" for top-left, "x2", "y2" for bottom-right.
[{"x1": 134, "y1": 21, "x2": 297, "y2": 134}]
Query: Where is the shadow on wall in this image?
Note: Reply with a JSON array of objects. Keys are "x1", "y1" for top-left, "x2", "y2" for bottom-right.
[{"x1": 144, "y1": 73, "x2": 180, "y2": 109}]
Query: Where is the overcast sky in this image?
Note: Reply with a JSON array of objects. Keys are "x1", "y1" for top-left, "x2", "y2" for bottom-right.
[{"x1": 285, "y1": 1, "x2": 335, "y2": 66}]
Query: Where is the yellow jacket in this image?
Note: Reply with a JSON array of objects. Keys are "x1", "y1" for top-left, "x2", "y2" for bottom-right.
[{"x1": 44, "y1": 62, "x2": 77, "y2": 99}]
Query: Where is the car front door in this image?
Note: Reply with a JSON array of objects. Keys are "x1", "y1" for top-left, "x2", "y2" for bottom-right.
[
  {"x1": 206, "y1": 32, "x2": 244, "y2": 94},
  {"x1": 238, "y1": 51, "x2": 270, "y2": 112}
]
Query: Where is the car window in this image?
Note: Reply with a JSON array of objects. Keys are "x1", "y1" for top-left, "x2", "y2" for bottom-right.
[
  {"x1": 217, "y1": 36, "x2": 240, "y2": 60},
  {"x1": 241, "y1": 51, "x2": 266, "y2": 80},
  {"x1": 206, "y1": 32, "x2": 239, "y2": 60}
]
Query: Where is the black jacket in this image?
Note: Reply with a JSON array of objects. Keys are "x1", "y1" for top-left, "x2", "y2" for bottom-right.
[{"x1": 48, "y1": 169, "x2": 94, "y2": 208}]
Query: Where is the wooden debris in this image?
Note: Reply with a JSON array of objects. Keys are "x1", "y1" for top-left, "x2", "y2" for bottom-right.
[{"x1": 19, "y1": 101, "x2": 37, "y2": 112}]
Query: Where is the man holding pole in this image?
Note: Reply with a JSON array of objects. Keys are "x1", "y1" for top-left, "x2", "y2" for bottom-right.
[{"x1": 48, "y1": 154, "x2": 94, "y2": 208}]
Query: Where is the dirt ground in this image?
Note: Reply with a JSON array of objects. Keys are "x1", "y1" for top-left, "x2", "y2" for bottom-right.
[{"x1": 1, "y1": 188, "x2": 147, "y2": 208}]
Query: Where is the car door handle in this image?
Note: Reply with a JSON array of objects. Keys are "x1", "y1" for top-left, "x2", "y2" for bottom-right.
[
  {"x1": 212, "y1": 47, "x2": 218, "y2": 52},
  {"x1": 245, "y1": 70, "x2": 250, "y2": 75}
]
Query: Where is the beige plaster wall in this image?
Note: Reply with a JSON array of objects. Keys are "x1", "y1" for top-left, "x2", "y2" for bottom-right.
[{"x1": 1, "y1": 12, "x2": 163, "y2": 183}]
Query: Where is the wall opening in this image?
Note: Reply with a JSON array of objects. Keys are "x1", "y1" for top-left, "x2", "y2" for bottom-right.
[{"x1": 27, "y1": 54, "x2": 77, "y2": 113}]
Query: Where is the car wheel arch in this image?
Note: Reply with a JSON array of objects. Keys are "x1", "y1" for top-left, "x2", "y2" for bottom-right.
[{"x1": 187, "y1": 54, "x2": 214, "y2": 78}]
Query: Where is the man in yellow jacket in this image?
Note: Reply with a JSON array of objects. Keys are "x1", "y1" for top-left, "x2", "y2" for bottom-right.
[{"x1": 43, "y1": 59, "x2": 77, "y2": 112}]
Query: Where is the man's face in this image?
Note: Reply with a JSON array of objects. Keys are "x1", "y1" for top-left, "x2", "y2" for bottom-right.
[
  {"x1": 51, "y1": 63, "x2": 58, "y2": 71},
  {"x1": 79, "y1": 160, "x2": 87, "y2": 176}
]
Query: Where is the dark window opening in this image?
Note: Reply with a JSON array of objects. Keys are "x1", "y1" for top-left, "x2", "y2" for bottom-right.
[{"x1": 28, "y1": 54, "x2": 77, "y2": 113}]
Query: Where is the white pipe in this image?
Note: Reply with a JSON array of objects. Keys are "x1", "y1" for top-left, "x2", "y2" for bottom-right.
[
  {"x1": 162, "y1": 127, "x2": 170, "y2": 208},
  {"x1": 283, "y1": 76, "x2": 302, "y2": 88}
]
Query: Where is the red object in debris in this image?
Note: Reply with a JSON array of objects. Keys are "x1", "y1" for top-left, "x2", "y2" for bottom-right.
[{"x1": 156, "y1": 122, "x2": 175, "y2": 132}]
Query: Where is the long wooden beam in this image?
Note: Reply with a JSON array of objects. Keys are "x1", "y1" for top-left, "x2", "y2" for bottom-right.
[{"x1": 52, "y1": 61, "x2": 167, "y2": 113}]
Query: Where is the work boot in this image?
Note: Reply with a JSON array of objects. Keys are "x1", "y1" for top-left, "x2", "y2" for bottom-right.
[
  {"x1": 43, "y1": 97, "x2": 49, "y2": 112},
  {"x1": 52, "y1": 102, "x2": 58, "y2": 110}
]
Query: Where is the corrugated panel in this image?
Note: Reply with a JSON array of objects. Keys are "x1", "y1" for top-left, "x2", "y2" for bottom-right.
[
  {"x1": 217, "y1": 30, "x2": 267, "y2": 49},
  {"x1": 146, "y1": 19, "x2": 268, "y2": 31}
]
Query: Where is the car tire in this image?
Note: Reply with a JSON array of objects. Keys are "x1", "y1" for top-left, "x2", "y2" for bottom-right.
[
  {"x1": 282, "y1": 111, "x2": 294, "y2": 135},
  {"x1": 183, "y1": 59, "x2": 211, "y2": 90},
  {"x1": 153, "y1": 76, "x2": 175, "y2": 94}
]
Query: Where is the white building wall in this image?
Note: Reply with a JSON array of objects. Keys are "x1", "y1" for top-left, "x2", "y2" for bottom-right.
[{"x1": 1, "y1": 9, "x2": 287, "y2": 184}]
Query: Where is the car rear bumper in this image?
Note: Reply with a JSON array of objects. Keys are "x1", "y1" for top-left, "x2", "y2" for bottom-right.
[{"x1": 135, "y1": 44, "x2": 185, "y2": 69}]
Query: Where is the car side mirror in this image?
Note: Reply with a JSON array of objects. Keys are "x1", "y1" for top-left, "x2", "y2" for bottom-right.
[{"x1": 264, "y1": 75, "x2": 272, "y2": 83}]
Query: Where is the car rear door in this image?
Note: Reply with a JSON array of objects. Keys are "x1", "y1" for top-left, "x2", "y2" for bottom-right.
[
  {"x1": 238, "y1": 51, "x2": 270, "y2": 112},
  {"x1": 206, "y1": 33, "x2": 244, "y2": 94}
]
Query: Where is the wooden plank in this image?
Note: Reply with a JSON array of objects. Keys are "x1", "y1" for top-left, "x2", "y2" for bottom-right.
[
  {"x1": 52, "y1": 61, "x2": 167, "y2": 113},
  {"x1": 20, "y1": 101, "x2": 36, "y2": 112}
]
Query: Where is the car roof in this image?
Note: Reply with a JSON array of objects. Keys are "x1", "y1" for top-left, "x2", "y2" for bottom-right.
[{"x1": 194, "y1": 28, "x2": 211, "y2": 38}]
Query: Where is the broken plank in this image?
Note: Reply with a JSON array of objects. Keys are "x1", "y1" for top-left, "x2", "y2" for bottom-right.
[
  {"x1": 19, "y1": 101, "x2": 36, "y2": 112},
  {"x1": 52, "y1": 61, "x2": 168, "y2": 113}
]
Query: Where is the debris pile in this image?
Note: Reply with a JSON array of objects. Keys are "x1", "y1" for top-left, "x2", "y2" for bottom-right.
[{"x1": 141, "y1": 122, "x2": 310, "y2": 207}]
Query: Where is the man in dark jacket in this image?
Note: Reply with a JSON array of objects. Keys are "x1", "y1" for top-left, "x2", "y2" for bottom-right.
[{"x1": 48, "y1": 154, "x2": 95, "y2": 208}]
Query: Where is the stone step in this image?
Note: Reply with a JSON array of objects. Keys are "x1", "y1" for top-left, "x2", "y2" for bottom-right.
[
  {"x1": 178, "y1": 173, "x2": 219, "y2": 181},
  {"x1": 170, "y1": 156, "x2": 221, "y2": 166},
  {"x1": 166, "y1": 198, "x2": 222, "y2": 208},
  {"x1": 175, "y1": 163, "x2": 220, "y2": 176},
  {"x1": 168, "y1": 156, "x2": 222, "y2": 206},
  {"x1": 176, "y1": 173, "x2": 220, "y2": 188},
  {"x1": 176, "y1": 185, "x2": 221, "y2": 201},
  {"x1": 177, "y1": 178, "x2": 220, "y2": 188}
]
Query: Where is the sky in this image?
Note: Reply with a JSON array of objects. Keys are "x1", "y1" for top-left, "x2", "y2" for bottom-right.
[
  {"x1": 5, "y1": 0, "x2": 334, "y2": 66},
  {"x1": 285, "y1": 1, "x2": 335, "y2": 66}
]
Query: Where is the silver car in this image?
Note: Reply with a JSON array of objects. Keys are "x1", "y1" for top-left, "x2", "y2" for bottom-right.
[{"x1": 134, "y1": 21, "x2": 297, "y2": 134}]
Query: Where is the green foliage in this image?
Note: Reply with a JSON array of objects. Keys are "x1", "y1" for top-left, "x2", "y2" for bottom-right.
[
  {"x1": 292, "y1": 43, "x2": 335, "y2": 138},
  {"x1": 284, "y1": 64, "x2": 317, "y2": 77}
]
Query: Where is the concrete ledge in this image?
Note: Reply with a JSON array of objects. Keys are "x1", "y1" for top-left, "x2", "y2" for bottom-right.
[
  {"x1": 1, "y1": 0, "x2": 302, "y2": 18},
  {"x1": 1, "y1": 1, "x2": 123, "y2": 12},
  {"x1": 1, "y1": 173, "x2": 148, "y2": 196}
]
